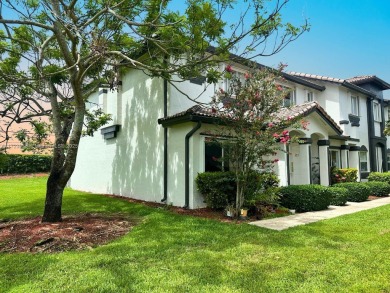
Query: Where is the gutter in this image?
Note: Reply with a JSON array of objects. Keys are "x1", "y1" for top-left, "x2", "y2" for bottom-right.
[
  {"x1": 161, "y1": 78, "x2": 168, "y2": 202},
  {"x1": 184, "y1": 121, "x2": 202, "y2": 209}
]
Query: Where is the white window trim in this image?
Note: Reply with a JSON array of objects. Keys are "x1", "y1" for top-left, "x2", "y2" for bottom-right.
[
  {"x1": 330, "y1": 149, "x2": 341, "y2": 168},
  {"x1": 351, "y1": 95, "x2": 360, "y2": 116},
  {"x1": 306, "y1": 90, "x2": 314, "y2": 102},
  {"x1": 359, "y1": 151, "x2": 368, "y2": 172},
  {"x1": 373, "y1": 101, "x2": 382, "y2": 122}
]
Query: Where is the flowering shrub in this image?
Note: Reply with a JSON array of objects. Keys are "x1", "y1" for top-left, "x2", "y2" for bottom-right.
[{"x1": 331, "y1": 167, "x2": 358, "y2": 184}]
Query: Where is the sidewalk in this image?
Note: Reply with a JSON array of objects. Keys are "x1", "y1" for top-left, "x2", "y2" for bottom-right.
[{"x1": 250, "y1": 197, "x2": 390, "y2": 231}]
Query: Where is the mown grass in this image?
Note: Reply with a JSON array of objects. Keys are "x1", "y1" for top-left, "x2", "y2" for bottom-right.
[{"x1": 1, "y1": 176, "x2": 390, "y2": 292}]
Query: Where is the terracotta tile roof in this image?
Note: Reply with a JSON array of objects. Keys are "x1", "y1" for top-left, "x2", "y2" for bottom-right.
[
  {"x1": 288, "y1": 72, "x2": 374, "y2": 96},
  {"x1": 347, "y1": 75, "x2": 390, "y2": 90},
  {"x1": 159, "y1": 101, "x2": 343, "y2": 134},
  {"x1": 289, "y1": 72, "x2": 345, "y2": 83}
]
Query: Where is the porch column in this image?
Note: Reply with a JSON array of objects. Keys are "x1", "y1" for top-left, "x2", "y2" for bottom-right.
[
  {"x1": 349, "y1": 146, "x2": 361, "y2": 181},
  {"x1": 318, "y1": 140, "x2": 330, "y2": 186},
  {"x1": 297, "y1": 138, "x2": 311, "y2": 184},
  {"x1": 341, "y1": 145, "x2": 350, "y2": 168}
]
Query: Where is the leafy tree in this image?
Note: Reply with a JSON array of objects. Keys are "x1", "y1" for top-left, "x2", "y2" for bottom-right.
[
  {"x1": 0, "y1": 0, "x2": 308, "y2": 222},
  {"x1": 209, "y1": 65, "x2": 302, "y2": 214}
]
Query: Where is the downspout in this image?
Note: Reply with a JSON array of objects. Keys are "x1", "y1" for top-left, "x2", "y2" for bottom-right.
[
  {"x1": 161, "y1": 78, "x2": 168, "y2": 202},
  {"x1": 184, "y1": 121, "x2": 202, "y2": 209}
]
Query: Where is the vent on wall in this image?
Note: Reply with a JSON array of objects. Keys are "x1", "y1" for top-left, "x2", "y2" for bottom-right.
[{"x1": 100, "y1": 124, "x2": 121, "y2": 139}]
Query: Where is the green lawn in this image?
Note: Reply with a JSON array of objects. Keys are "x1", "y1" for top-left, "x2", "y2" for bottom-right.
[{"x1": 1, "y1": 176, "x2": 390, "y2": 292}]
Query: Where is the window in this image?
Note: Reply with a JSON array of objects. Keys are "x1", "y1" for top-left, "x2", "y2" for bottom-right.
[
  {"x1": 306, "y1": 91, "x2": 314, "y2": 102},
  {"x1": 283, "y1": 89, "x2": 296, "y2": 107},
  {"x1": 373, "y1": 101, "x2": 381, "y2": 122},
  {"x1": 330, "y1": 150, "x2": 340, "y2": 168},
  {"x1": 359, "y1": 152, "x2": 368, "y2": 172},
  {"x1": 387, "y1": 154, "x2": 390, "y2": 171},
  {"x1": 204, "y1": 141, "x2": 229, "y2": 172},
  {"x1": 351, "y1": 95, "x2": 359, "y2": 116},
  {"x1": 224, "y1": 71, "x2": 245, "y2": 94},
  {"x1": 376, "y1": 146, "x2": 383, "y2": 172}
]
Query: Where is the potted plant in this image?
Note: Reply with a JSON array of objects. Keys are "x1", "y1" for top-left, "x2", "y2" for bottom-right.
[{"x1": 225, "y1": 204, "x2": 236, "y2": 218}]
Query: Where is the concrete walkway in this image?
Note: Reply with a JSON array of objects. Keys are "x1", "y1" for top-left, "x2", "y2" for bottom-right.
[{"x1": 250, "y1": 197, "x2": 390, "y2": 231}]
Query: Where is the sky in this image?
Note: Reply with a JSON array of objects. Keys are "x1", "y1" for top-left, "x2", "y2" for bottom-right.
[{"x1": 254, "y1": 0, "x2": 390, "y2": 98}]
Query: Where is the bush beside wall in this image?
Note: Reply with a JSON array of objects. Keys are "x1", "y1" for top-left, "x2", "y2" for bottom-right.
[
  {"x1": 196, "y1": 171, "x2": 280, "y2": 209},
  {"x1": 368, "y1": 172, "x2": 390, "y2": 184},
  {"x1": 279, "y1": 185, "x2": 331, "y2": 212},
  {"x1": 364, "y1": 181, "x2": 390, "y2": 197},
  {"x1": 0, "y1": 154, "x2": 52, "y2": 174},
  {"x1": 332, "y1": 182, "x2": 370, "y2": 202}
]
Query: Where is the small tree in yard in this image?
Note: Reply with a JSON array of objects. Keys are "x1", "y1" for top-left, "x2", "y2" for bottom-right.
[
  {"x1": 0, "y1": 0, "x2": 308, "y2": 222},
  {"x1": 210, "y1": 65, "x2": 303, "y2": 215}
]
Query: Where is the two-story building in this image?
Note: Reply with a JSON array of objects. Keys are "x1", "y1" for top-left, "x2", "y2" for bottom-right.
[{"x1": 68, "y1": 59, "x2": 390, "y2": 209}]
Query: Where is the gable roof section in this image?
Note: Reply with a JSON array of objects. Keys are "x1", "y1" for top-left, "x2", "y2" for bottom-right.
[
  {"x1": 206, "y1": 46, "x2": 325, "y2": 92},
  {"x1": 347, "y1": 75, "x2": 390, "y2": 90},
  {"x1": 158, "y1": 101, "x2": 343, "y2": 135},
  {"x1": 289, "y1": 72, "x2": 375, "y2": 97}
]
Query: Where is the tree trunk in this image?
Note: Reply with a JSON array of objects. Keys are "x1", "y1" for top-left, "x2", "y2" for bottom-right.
[{"x1": 42, "y1": 172, "x2": 66, "y2": 222}]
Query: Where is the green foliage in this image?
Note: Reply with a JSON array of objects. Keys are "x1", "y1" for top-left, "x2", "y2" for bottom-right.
[
  {"x1": 332, "y1": 182, "x2": 370, "y2": 202},
  {"x1": 328, "y1": 187, "x2": 348, "y2": 206},
  {"x1": 331, "y1": 167, "x2": 358, "y2": 184},
  {"x1": 364, "y1": 181, "x2": 390, "y2": 197},
  {"x1": 195, "y1": 171, "x2": 280, "y2": 209},
  {"x1": 82, "y1": 108, "x2": 112, "y2": 136},
  {"x1": 279, "y1": 185, "x2": 331, "y2": 212},
  {"x1": 0, "y1": 154, "x2": 52, "y2": 174},
  {"x1": 368, "y1": 172, "x2": 390, "y2": 184},
  {"x1": 195, "y1": 172, "x2": 236, "y2": 209}
]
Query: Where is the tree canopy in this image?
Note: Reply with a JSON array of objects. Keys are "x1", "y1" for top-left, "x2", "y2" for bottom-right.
[{"x1": 0, "y1": 0, "x2": 308, "y2": 222}]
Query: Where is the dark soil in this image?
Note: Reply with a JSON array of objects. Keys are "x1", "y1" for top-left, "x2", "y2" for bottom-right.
[{"x1": 0, "y1": 214, "x2": 136, "y2": 253}]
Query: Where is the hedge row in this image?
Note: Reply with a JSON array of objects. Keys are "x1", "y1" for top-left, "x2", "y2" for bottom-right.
[
  {"x1": 0, "y1": 154, "x2": 52, "y2": 174},
  {"x1": 368, "y1": 172, "x2": 390, "y2": 184},
  {"x1": 332, "y1": 182, "x2": 371, "y2": 202}
]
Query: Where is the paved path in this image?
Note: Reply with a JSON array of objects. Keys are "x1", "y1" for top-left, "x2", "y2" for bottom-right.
[{"x1": 250, "y1": 197, "x2": 390, "y2": 231}]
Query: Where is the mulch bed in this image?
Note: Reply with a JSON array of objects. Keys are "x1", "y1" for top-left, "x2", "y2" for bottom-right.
[{"x1": 0, "y1": 214, "x2": 136, "y2": 253}]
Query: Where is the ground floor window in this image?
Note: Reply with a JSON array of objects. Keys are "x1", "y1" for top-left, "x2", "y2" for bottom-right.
[
  {"x1": 387, "y1": 153, "x2": 390, "y2": 171},
  {"x1": 359, "y1": 152, "x2": 368, "y2": 172},
  {"x1": 330, "y1": 150, "x2": 340, "y2": 168},
  {"x1": 376, "y1": 146, "x2": 383, "y2": 172},
  {"x1": 205, "y1": 141, "x2": 229, "y2": 172}
]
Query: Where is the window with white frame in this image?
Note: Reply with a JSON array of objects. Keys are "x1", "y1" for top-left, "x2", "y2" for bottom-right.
[
  {"x1": 330, "y1": 150, "x2": 340, "y2": 168},
  {"x1": 224, "y1": 71, "x2": 245, "y2": 94},
  {"x1": 306, "y1": 91, "x2": 314, "y2": 102},
  {"x1": 373, "y1": 101, "x2": 381, "y2": 122},
  {"x1": 351, "y1": 95, "x2": 359, "y2": 116},
  {"x1": 359, "y1": 151, "x2": 368, "y2": 172},
  {"x1": 376, "y1": 146, "x2": 383, "y2": 172}
]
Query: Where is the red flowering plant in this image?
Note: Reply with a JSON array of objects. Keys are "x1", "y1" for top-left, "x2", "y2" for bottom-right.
[{"x1": 209, "y1": 64, "x2": 304, "y2": 215}]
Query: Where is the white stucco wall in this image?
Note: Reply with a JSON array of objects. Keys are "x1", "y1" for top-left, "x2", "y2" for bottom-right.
[{"x1": 70, "y1": 69, "x2": 165, "y2": 203}]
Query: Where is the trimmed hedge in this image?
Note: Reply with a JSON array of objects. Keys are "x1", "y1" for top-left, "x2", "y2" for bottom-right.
[
  {"x1": 195, "y1": 171, "x2": 280, "y2": 209},
  {"x1": 328, "y1": 187, "x2": 348, "y2": 206},
  {"x1": 364, "y1": 181, "x2": 390, "y2": 197},
  {"x1": 279, "y1": 185, "x2": 331, "y2": 212},
  {"x1": 0, "y1": 154, "x2": 52, "y2": 174},
  {"x1": 368, "y1": 172, "x2": 390, "y2": 184},
  {"x1": 332, "y1": 182, "x2": 370, "y2": 202}
]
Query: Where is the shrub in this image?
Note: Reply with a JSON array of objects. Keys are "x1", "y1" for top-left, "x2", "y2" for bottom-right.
[
  {"x1": 328, "y1": 187, "x2": 348, "y2": 206},
  {"x1": 196, "y1": 171, "x2": 280, "y2": 209},
  {"x1": 279, "y1": 185, "x2": 331, "y2": 212},
  {"x1": 368, "y1": 172, "x2": 390, "y2": 184},
  {"x1": 331, "y1": 167, "x2": 358, "y2": 184},
  {"x1": 0, "y1": 154, "x2": 52, "y2": 174},
  {"x1": 332, "y1": 182, "x2": 370, "y2": 202},
  {"x1": 364, "y1": 181, "x2": 390, "y2": 197},
  {"x1": 195, "y1": 172, "x2": 236, "y2": 209}
]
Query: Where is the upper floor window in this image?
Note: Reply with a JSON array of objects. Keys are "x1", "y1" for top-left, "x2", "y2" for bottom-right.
[
  {"x1": 351, "y1": 95, "x2": 359, "y2": 116},
  {"x1": 306, "y1": 91, "x2": 314, "y2": 102},
  {"x1": 224, "y1": 71, "x2": 245, "y2": 94},
  {"x1": 283, "y1": 89, "x2": 296, "y2": 107},
  {"x1": 373, "y1": 101, "x2": 381, "y2": 122}
]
